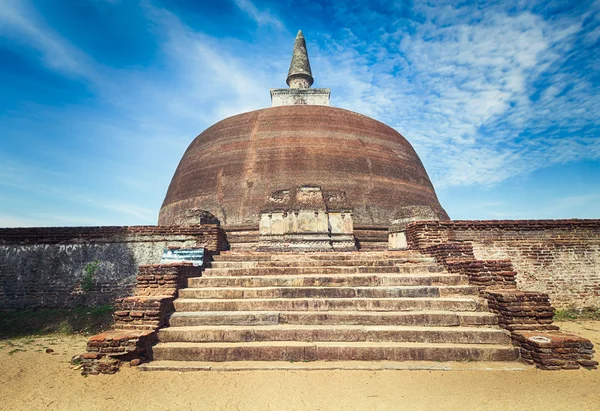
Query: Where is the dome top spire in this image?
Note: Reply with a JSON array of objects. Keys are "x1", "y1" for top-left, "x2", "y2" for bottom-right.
[
  {"x1": 270, "y1": 30, "x2": 330, "y2": 106},
  {"x1": 286, "y1": 30, "x2": 314, "y2": 88}
]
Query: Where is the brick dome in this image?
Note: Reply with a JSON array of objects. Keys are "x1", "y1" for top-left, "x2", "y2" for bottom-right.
[{"x1": 159, "y1": 105, "x2": 449, "y2": 227}]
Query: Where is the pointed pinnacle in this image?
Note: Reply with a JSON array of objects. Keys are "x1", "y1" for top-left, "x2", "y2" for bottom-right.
[{"x1": 286, "y1": 30, "x2": 314, "y2": 88}]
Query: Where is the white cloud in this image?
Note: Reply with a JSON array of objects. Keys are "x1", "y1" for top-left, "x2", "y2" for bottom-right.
[
  {"x1": 85, "y1": 200, "x2": 156, "y2": 223},
  {"x1": 232, "y1": 0, "x2": 284, "y2": 29},
  {"x1": 132, "y1": 4, "x2": 279, "y2": 124},
  {"x1": 313, "y1": 3, "x2": 599, "y2": 189},
  {"x1": 0, "y1": 0, "x2": 95, "y2": 78},
  {"x1": 0, "y1": 0, "x2": 284, "y2": 225}
]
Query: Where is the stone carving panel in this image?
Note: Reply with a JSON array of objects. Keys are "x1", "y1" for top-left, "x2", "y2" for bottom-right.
[{"x1": 258, "y1": 186, "x2": 356, "y2": 252}]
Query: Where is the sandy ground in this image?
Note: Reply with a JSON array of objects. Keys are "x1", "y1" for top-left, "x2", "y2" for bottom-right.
[{"x1": 0, "y1": 321, "x2": 599, "y2": 411}]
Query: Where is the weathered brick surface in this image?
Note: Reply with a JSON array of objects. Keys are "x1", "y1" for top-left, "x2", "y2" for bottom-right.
[
  {"x1": 406, "y1": 220, "x2": 600, "y2": 249},
  {"x1": 416, "y1": 238, "x2": 598, "y2": 368},
  {"x1": 0, "y1": 224, "x2": 224, "y2": 249},
  {"x1": 423, "y1": 243, "x2": 475, "y2": 262},
  {"x1": 80, "y1": 261, "x2": 198, "y2": 374},
  {"x1": 111, "y1": 263, "x2": 201, "y2": 330},
  {"x1": 0, "y1": 225, "x2": 222, "y2": 309},
  {"x1": 135, "y1": 263, "x2": 201, "y2": 297},
  {"x1": 406, "y1": 220, "x2": 600, "y2": 308},
  {"x1": 75, "y1": 353, "x2": 121, "y2": 375},
  {"x1": 75, "y1": 329, "x2": 157, "y2": 375},
  {"x1": 113, "y1": 296, "x2": 175, "y2": 330},
  {"x1": 158, "y1": 105, "x2": 450, "y2": 228},
  {"x1": 87, "y1": 329, "x2": 157, "y2": 355},
  {"x1": 512, "y1": 331, "x2": 598, "y2": 370},
  {"x1": 482, "y1": 289, "x2": 559, "y2": 332},
  {"x1": 423, "y1": 243, "x2": 516, "y2": 290},
  {"x1": 445, "y1": 260, "x2": 517, "y2": 289}
]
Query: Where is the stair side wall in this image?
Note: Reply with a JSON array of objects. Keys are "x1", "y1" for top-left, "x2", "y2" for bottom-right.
[
  {"x1": 406, "y1": 220, "x2": 600, "y2": 309},
  {"x1": 407, "y1": 225, "x2": 598, "y2": 370}
]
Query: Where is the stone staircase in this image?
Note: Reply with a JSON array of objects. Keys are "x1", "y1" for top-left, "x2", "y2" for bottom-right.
[
  {"x1": 223, "y1": 226, "x2": 259, "y2": 252},
  {"x1": 143, "y1": 250, "x2": 519, "y2": 368}
]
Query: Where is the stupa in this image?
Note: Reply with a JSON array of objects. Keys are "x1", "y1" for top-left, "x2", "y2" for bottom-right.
[{"x1": 158, "y1": 31, "x2": 448, "y2": 236}]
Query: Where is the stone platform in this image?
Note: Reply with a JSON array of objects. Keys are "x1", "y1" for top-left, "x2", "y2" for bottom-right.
[{"x1": 143, "y1": 250, "x2": 521, "y2": 366}]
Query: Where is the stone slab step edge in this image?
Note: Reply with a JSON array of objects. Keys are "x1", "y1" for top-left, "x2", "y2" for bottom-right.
[
  {"x1": 177, "y1": 285, "x2": 479, "y2": 299},
  {"x1": 157, "y1": 325, "x2": 511, "y2": 345},
  {"x1": 139, "y1": 360, "x2": 529, "y2": 372},
  {"x1": 167, "y1": 310, "x2": 499, "y2": 327},
  {"x1": 210, "y1": 259, "x2": 436, "y2": 268},
  {"x1": 151, "y1": 341, "x2": 520, "y2": 362},
  {"x1": 187, "y1": 274, "x2": 468, "y2": 288},
  {"x1": 173, "y1": 297, "x2": 485, "y2": 312},
  {"x1": 211, "y1": 253, "x2": 434, "y2": 262},
  {"x1": 203, "y1": 266, "x2": 445, "y2": 276}
]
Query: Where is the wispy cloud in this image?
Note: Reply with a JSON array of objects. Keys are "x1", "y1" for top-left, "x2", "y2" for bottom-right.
[
  {"x1": 232, "y1": 0, "x2": 284, "y2": 30},
  {"x1": 141, "y1": 4, "x2": 273, "y2": 122},
  {"x1": 314, "y1": 1, "x2": 600, "y2": 189},
  {"x1": 0, "y1": 0, "x2": 283, "y2": 225},
  {"x1": 84, "y1": 200, "x2": 156, "y2": 222},
  {"x1": 0, "y1": 0, "x2": 95, "y2": 78}
]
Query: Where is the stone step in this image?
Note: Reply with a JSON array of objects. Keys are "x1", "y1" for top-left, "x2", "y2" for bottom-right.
[
  {"x1": 139, "y1": 360, "x2": 529, "y2": 372},
  {"x1": 226, "y1": 231, "x2": 259, "y2": 237},
  {"x1": 229, "y1": 244, "x2": 259, "y2": 252},
  {"x1": 203, "y1": 265, "x2": 444, "y2": 276},
  {"x1": 173, "y1": 297, "x2": 484, "y2": 312},
  {"x1": 357, "y1": 243, "x2": 388, "y2": 251},
  {"x1": 226, "y1": 235, "x2": 259, "y2": 243},
  {"x1": 211, "y1": 252, "x2": 430, "y2": 262},
  {"x1": 178, "y1": 286, "x2": 479, "y2": 300},
  {"x1": 210, "y1": 258, "x2": 434, "y2": 268},
  {"x1": 356, "y1": 237, "x2": 388, "y2": 242},
  {"x1": 212, "y1": 254, "x2": 271, "y2": 262},
  {"x1": 151, "y1": 341, "x2": 520, "y2": 362},
  {"x1": 187, "y1": 274, "x2": 468, "y2": 288},
  {"x1": 168, "y1": 311, "x2": 499, "y2": 327},
  {"x1": 158, "y1": 325, "x2": 511, "y2": 345}
]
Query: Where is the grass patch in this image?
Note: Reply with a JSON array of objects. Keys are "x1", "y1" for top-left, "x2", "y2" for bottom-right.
[
  {"x1": 0, "y1": 305, "x2": 114, "y2": 339},
  {"x1": 554, "y1": 308, "x2": 600, "y2": 322}
]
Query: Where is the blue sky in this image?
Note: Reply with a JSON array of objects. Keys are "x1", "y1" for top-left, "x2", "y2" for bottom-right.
[{"x1": 0, "y1": 0, "x2": 599, "y2": 227}]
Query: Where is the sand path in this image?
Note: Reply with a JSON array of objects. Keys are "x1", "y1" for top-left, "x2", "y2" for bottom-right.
[{"x1": 0, "y1": 321, "x2": 598, "y2": 410}]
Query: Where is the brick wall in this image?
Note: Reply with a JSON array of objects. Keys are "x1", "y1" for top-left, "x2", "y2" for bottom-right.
[
  {"x1": 0, "y1": 225, "x2": 224, "y2": 249},
  {"x1": 0, "y1": 225, "x2": 224, "y2": 309},
  {"x1": 76, "y1": 262, "x2": 201, "y2": 374},
  {"x1": 406, "y1": 220, "x2": 600, "y2": 308},
  {"x1": 445, "y1": 260, "x2": 517, "y2": 289},
  {"x1": 135, "y1": 264, "x2": 200, "y2": 297}
]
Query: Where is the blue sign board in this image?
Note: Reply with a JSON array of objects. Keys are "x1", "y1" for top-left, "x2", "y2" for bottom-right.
[{"x1": 160, "y1": 248, "x2": 205, "y2": 267}]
